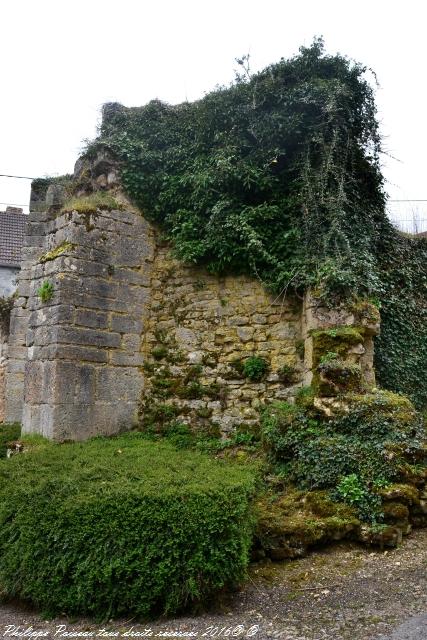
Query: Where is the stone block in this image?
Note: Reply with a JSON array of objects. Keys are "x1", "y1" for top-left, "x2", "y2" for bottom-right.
[
  {"x1": 110, "y1": 314, "x2": 143, "y2": 334},
  {"x1": 96, "y1": 367, "x2": 143, "y2": 402},
  {"x1": 237, "y1": 326, "x2": 254, "y2": 342},
  {"x1": 52, "y1": 344, "x2": 109, "y2": 363},
  {"x1": 56, "y1": 326, "x2": 121, "y2": 349},
  {"x1": 24, "y1": 361, "x2": 45, "y2": 404},
  {"x1": 75, "y1": 365, "x2": 96, "y2": 403},
  {"x1": 75, "y1": 309, "x2": 109, "y2": 329},
  {"x1": 229, "y1": 316, "x2": 249, "y2": 326},
  {"x1": 109, "y1": 351, "x2": 144, "y2": 366}
]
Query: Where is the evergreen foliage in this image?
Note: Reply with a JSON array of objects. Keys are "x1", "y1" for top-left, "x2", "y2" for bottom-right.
[
  {"x1": 88, "y1": 38, "x2": 384, "y2": 298},
  {"x1": 86, "y1": 38, "x2": 427, "y2": 408},
  {"x1": 0, "y1": 434, "x2": 256, "y2": 619},
  {"x1": 374, "y1": 233, "x2": 427, "y2": 409}
]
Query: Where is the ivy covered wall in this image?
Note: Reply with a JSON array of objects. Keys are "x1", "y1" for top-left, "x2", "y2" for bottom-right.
[
  {"x1": 374, "y1": 232, "x2": 427, "y2": 409},
  {"x1": 83, "y1": 39, "x2": 426, "y2": 409}
]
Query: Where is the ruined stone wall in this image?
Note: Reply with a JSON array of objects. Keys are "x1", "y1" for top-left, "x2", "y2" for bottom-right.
[
  {"x1": 6, "y1": 203, "x2": 307, "y2": 440},
  {"x1": 6, "y1": 203, "x2": 383, "y2": 441},
  {"x1": 141, "y1": 239, "x2": 303, "y2": 435},
  {"x1": 6, "y1": 205, "x2": 154, "y2": 440}
]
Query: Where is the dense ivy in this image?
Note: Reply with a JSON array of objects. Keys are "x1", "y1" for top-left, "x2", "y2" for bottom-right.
[
  {"x1": 86, "y1": 38, "x2": 426, "y2": 408},
  {"x1": 374, "y1": 233, "x2": 427, "y2": 409},
  {"x1": 88, "y1": 38, "x2": 384, "y2": 298}
]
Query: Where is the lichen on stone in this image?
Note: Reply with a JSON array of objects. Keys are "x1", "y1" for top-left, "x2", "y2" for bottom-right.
[{"x1": 39, "y1": 241, "x2": 75, "y2": 264}]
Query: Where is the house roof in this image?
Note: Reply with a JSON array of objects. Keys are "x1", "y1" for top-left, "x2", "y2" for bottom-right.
[{"x1": 0, "y1": 208, "x2": 27, "y2": 268}]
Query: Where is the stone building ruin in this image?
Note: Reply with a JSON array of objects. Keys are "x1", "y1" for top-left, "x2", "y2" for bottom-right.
[{"x1": 1, "y1": 155, "x2": 379, "y2": 441}]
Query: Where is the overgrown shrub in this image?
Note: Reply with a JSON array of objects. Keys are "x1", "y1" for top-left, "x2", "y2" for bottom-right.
[
  {"x1": 0, "y1": 434, "x2": 257, "y2": 619},
  {"x1": 333, "y1": 474, "x2": 383, "y2": 523},
  {"x1": 243, "y1": 356, "x2": 268, "y2": 381},
  {"x1": 261, "y1": 391, "x2": 427, "y2": 522},
  {"x1": 87, "y1": 39, "x2": 384, "y2": 301},
  {"x1": 0, "y1": 423, "x2": 21, "y2": 457},
  {"x1": 78, "y1": 38, "x2": 427, "y2": 409}
]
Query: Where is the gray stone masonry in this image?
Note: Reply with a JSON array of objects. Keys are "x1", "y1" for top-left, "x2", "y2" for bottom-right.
[{"x1": 6, "y1": 206, "x2": 154, "y2": 440}]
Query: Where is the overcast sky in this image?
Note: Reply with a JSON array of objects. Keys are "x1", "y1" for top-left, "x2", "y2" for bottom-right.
[{"x1": 2, "y1": 0, "x2": 426, "y2": 229}]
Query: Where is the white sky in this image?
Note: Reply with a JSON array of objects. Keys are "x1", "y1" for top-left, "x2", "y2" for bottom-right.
[{"x1": 1, "y1": 0, "x2": 426, "y2": 229}]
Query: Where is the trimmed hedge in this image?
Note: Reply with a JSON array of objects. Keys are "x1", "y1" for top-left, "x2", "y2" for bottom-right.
[
  {"x1": 0, "y1": 434, "x2": 257, "y2": 619},
  {"x1": 0, "y1": 422, "x2": 21, "y2": 457}
]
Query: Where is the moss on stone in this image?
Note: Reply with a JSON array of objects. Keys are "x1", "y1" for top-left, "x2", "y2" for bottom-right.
[
  {"x1": 379, "y1": 483, "x2": 420, "y2": 505},
  {"x1": 343, "y1": 390, "x2": 418, "y2": 430},
  {"x1": 382, "y1": 501, "x2": 409, "y2": 523},
  {"x1": 317, "y1": 359, "x2": 362, "y2": 395},
  {"x1": 255, "y1": 488, "x2": 359, "y2": 559},
  {"x1": 295, "y1": 339, "x2": 305, "y2": 360},
  {"x1": 350, "y1": 299, "x2": 381, "y2": 325},
  {"x1": 176, "y1": 382, "x2": 204, "y2": 400},
  {"x1": 183, "y1": 365, "x2": 203, "y2": 384},
  {"x1": 295, "y1": 386, "x2": 316, "y2": 411},
  {"x1": 311, "y1": 325, "x2": 365, "y2": 369},
  {"x1": 277, "y1": 364, "x2": 299, "y2": 386},
  {"x1": 195, "y1": 407, "x2": 213, "y2": 419},
  {"x1": 39, "y1": 241, "x2": 75, "y2": 264},
  {"x1": 61, "y1": 191, "x2": 122, "y2": 214}
]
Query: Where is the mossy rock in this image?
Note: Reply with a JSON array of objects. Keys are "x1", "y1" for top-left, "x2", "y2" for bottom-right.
[
  {"x1": 254, "y1": 488, "x2": 359, "y2": 559},
  {"x1": 152, "y1": 345, "x2": 168, "y2": 360},
  {"x1": 382, "y1": 501, "x2": 410, "y2": 524},
  {"x1": 350, "y1": 299, "x2": 381, "y2": 328},
  {"x1": 379, "y1": 483, "x2": 421, "y2": 505},
  {"x1": 311, "y1": 325, "x2": 365, "y2": 369},
  {"x1": 317, "y1": 359, "x2": 362, "y2": 396},
  {"x1": 345, "y1": 390, "x2": 417, "y2": 422},
  {"x1": 358, "y1": 524, "x2": 404, "y2": 548}
]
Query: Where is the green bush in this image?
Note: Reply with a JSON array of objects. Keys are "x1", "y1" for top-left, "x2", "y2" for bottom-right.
[
  {"x1": 0, "y1": 434, "x2": 257, "y2": 619},
  {"x1": 0, "y1": 423, "x2": 21, "y2": 457},
  {"x1": 243, "y1": 356, "x2": 268, "y2": 381},
  {"x1": 333, "y1": 474, "x2": 383, "y2": 523}
]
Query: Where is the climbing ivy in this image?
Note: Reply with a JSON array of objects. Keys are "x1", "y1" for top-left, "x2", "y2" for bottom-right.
[
  {"x1": 85, "y1": 38, "x2": 426, "y2": 409},
  {"x1": 87, "y1": 38, "x2": 384, "y2": 298},
  {"x1": 374, "y1": 232, "x2": 427, "y2": 409}
]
